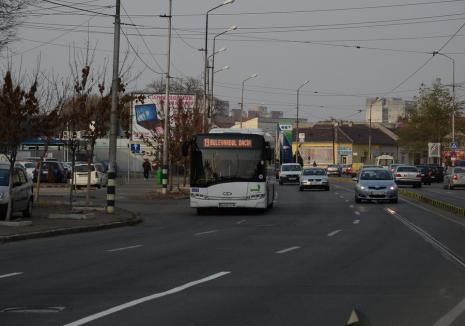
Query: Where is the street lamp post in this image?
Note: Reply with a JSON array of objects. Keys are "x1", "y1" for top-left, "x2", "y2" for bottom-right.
[
  {"x1": 433, "y1": 51, "x2": 456, "y2": 144},
  {"x1": 211, "y1": 65, "x2": 229, "y2": 106},
  {"x1": 240, "y1": 74, "x2": 258, "y2": 128},
  {"x1": 203, "y1": 0, "x2": 234, "y2": 132},
  {"x1": 296, "y1": 80, "x2": 310, "y2": 163},
  {"x1": 210, "y1": 25, "x2": 237, "y2": 119},
  {"x1": 368, "y1": 97, "x2": 380, "y2": 164}
]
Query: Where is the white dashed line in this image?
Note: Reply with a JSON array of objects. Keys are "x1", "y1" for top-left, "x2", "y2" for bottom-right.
[
  {"x1": 354, "y1": 211, "x2": 361, "y2": 215},
  {"x1": 195, "y1": 230, "x2": 219, "y2": 236},
  {"x1": 236, "y1": 220, "x2": 246, "y2": 225},
  {"x1": 0, "y1": 272, "x2": 23, "y2": 279},
  {"x1": 434, "y1": 297, "x2": 465, "y2": 326},
  {"x1": 328, "y1": 229, "x2": 342, "y2": 237},
  {"x1": 349, "y1": 205, "x2": 354, "y2": 208},
  {"x1": 345, "y1": 200, "x2": 349, "y2": 203},
  {"x1": 276, "y1": 246, "x2": 301, "y2": 254},
  {"x1": 353, "y1": 219, "x2": 360, "y2": 224},
  {"x1": 63, "y1": 271, "x2": 231, "y2": 326},
  {"x1": 106, "y1": 245, "x2": 143, "y2": 252}
]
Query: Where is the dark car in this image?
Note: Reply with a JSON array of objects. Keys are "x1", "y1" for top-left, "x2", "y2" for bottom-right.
[
  {"x1": 416, "y1": 165, "x2": 432, "y2": 185},
  {"x1": 427, "y1": 164, "x2": 444, "y2": 183},
  {"x1": 33, "y1": 161, "x2": 67, "y2": 183}
]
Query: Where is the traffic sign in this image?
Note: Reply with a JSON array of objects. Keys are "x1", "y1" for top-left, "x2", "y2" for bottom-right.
[
  {"x1": 130, "y1": 144, "x2": 141, "y2": 153},
  {"x1": 450, "y1": 142, "x2": 458, "y2": 150}
]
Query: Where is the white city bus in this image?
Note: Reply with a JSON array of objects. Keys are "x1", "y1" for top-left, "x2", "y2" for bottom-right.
[{"x1": 183, "y1": 128, "x2": 276, "y2": 214}]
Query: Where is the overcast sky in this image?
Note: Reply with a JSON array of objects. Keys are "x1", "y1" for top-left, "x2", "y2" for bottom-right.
[{"x1": 6, "y1": 0, "x2": 465, "y2": 121}]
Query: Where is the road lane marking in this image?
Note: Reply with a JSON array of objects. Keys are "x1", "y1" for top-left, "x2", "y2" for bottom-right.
[
  {"x1": 63, "y1": 271, "x2": 231, "y2": 326},
  {"x1": 195, "y1": 230, "x2": 218, "y2": 236},
  {"x1": 434, "y1": 296, "x2": 465, "y2": 326},
  {"x1": 385, "y1": 208, "x2": 465, "y2": 269},
  {"x1": 236, "y1": 219, "x2": 246, "y2": 225},
  {"x1": 276, "y1": 246, "x2": 301, "y2": 254},
  {"x1": 349, "y1": 205, "x2": 354, "y2": 208},
  {"x1": 400, "y1": 197, "x2": 465, "y2": 228},
  {"x1": 345, "y1": 199, "x2": 349, "y2": 203},
  {"x1": 335, "y1": 192, "x2": 339, "y2": 195},
  {"x1": 0, "y1": 272, "x2": 23, "y2": 279},
  {"x1": 328, "y1": 230, "x2": 342, "y2": 237},
  {"x1": 354, "y1": 211, "x2": 361, "y2": 215},
  {"x1": 339, "y1": 196, "x2": 345, "y2": 199},
  {"x1": 353, "y1": 220, "x2": 360, "y2": 224},
  {"x1": 106, "y1": 245, "x2": 142, "y2": 252}
]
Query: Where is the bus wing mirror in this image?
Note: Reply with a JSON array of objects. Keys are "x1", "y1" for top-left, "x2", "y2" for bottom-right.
[{"x1": 182, "y1": 141, "x2": 190, "y2": 157}]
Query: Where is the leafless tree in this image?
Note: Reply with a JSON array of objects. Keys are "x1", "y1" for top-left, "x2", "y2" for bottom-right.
[{"x1": 0, "y1": 0, "x2": 29, "y2": 52}]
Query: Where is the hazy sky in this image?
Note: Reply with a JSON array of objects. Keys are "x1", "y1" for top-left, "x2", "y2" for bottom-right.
[{"x1": 7, "y1": 0, "x2": 465, "y2": 121}]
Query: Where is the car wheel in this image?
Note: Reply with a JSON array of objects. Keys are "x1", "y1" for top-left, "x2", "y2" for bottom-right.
[
  {"x1": 355, "y1": 196, "x2": 362, "y2": 203},
  {"x1": 299, "y1": 186, "x2": 303, "y2": 191},
  {"x1": 418, "y1": 183, "x2": 422, "y2": 188},
  {"x1": 279, "y1": 180, "x2": 283, "y2": 185},
  {"x1": 197, "y1": 208, "x2": 208, "y2": 215},
  {"x1": 22, "y1": 199, "x2": 33, "y2": 218},
  {"x1": 448, "y1": 184, "x2": 454, "y2": 190},
  {"x1": 325, "y1": 186, "x2": 330, "y2": 191}
]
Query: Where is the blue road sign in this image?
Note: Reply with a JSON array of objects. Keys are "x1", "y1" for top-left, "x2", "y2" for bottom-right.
[
  {"x1": 130, "y1": 144, "x2": 141, "y2": 153},
  {"x1": 450, "y1": 142, "x2": 458, "y2": 150}
]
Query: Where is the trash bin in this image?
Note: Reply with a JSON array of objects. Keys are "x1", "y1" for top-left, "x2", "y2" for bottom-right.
[{"x1": 156, "y1": 168, "x2": 162, "y2": 185}]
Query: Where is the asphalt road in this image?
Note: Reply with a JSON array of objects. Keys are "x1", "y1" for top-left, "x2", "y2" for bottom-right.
[{"x1": 3, "y1": 181, "x2": 465, "y2": 325}]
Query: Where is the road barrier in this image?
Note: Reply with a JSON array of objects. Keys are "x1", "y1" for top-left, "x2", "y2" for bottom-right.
[{"x1": 398, "y1": 188, "x2": 465, "y2": 218}]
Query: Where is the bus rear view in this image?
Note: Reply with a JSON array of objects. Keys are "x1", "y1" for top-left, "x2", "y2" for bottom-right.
[{"x1": 185, "y1": 129, "x2": 275, "y2": 213}]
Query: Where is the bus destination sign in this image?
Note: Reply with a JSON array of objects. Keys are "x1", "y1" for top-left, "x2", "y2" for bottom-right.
[{"x1": 203, "y1": 138, "x2": 253, "y2": 148}]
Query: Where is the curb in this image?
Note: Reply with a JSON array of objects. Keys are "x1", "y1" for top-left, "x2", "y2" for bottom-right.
[
  {"x1": 398, "y1": 188, "x2": 465, "y2": 218},
  {"x1": 0, "y1": 213, "x2": 142, "y2": 244}
]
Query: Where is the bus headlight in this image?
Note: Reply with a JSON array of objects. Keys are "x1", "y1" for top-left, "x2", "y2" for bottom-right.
[
  {"x1": 191, "y1": 193, "x2": 208, "y2": 200},
  {"x1": 248, "y1": 193, "x2": 266, "y2": 200}
]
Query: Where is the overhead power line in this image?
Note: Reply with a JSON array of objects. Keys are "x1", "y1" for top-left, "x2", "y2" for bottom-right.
[{"x1": 40, "y1": 0, "x2": 114, "y2": 17}]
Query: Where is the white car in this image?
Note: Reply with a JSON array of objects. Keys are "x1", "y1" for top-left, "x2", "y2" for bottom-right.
[
  {"x1": 278, "y1": 163, "x2": 302, "y2": 185},
  {"x1": 16, "y1": 161, "x2": 36, "y2": 180},
  {"x1": 73, "y1": 163, "x2": 108, "y2": 188},
  {"x1": 299, "y1": 168, "x2": 329, "y2": 191},
  {"x1": 0, "y1": 162, "x2": 34, "y2": 219}
]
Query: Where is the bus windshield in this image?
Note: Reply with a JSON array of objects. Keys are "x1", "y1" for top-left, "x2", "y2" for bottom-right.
[{"x1": 191, "y1": 148, "x2": 264, "y2": 187}]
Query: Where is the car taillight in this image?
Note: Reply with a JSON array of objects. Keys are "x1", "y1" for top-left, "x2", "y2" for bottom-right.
[
  {"x1": 453, "y1": 175, "x2": 458, "y2": 181},
  {"x1": 416, "y1": 174, "x2": 421, "y2": 178},
  {"x1": 396, "y1": 173, "x2": 401, "y2": 177},
  {"x1": 428, "y1": 171, "x2": 432, "y2": 176}
]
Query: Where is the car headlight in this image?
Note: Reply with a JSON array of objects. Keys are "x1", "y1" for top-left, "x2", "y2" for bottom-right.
[
  {"x1": 390, "y1": 185, "x2": 397, "y2": 191},
  {"x1": 359, "y1": 185, "x2": 366, "y2": 190},
  {"x1": 0, "y1": 192, "x2": 6, "y2": 200}
]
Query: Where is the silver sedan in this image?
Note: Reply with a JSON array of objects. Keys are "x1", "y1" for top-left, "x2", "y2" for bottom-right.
[
  {"x1": 354, "y1": 168, "x2": 398, "y2": 203},
  {"x1": 300, "y1": 168, "x2": 329, "y2": 191}
]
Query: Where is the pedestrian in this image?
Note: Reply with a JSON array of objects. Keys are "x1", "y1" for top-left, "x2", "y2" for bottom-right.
[
  {"x1": 142, "y1": 159, "x2": 151, "y2": 180},
  {"x1": 313, "y1": 161, "x2": 317, "y2": 167}
]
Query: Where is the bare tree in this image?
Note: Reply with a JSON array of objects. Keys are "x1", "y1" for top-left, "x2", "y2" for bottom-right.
[
  {"x1": 0, "y1": 70, "x2": 39, "y2": 220},
  {"x1": 0, "y1": 0, "x2": 29, "y2": 52}
]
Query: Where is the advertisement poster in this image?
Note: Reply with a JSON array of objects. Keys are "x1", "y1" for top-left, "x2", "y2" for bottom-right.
[
  {"x1": 278, "y1": 124, "x2": 293, "y2": 163},
  {"x1": 132, "y1": 94, "x2": 196, "y2": 140}
]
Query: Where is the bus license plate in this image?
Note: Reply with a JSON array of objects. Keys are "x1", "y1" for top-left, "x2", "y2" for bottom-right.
[{"x1": 219, "y1": 203, "x2": 235, "y2": 208}]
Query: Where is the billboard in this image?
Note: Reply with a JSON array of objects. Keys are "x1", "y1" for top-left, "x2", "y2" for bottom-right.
[
  {"x1": 132, "y1": 94, "x2": 196, "y2": 140},
  {"x1": 278, "y1": 124, "x2": 293, "y2": 163},
  {"x1": 428, "y1": 142, "x2": 441, "y2": 158}
]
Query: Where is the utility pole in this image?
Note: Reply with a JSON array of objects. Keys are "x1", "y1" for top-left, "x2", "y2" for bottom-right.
[
  {"x1": 161, "y1": 0, "x2": 172, "y2": 194},
  {"x1": 296, "y1": 80, "x2": 309, "y2": 163},
  {"x1": 107, "y1": 0, "x2": 121, "y2": 214}
]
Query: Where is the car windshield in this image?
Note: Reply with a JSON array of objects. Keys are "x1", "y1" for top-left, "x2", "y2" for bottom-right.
[
  {"x1": 0, "y1": 168, "x2": 9, "y2": 186},
  {"x1": 397, "y1": 166, "x2": 418, "y2": 172},
  {"x1": 75, "y1": 165, "x2": 95, "y2": 172},
  {"x1": 454, "y1": 168, "x2": 465, "y2": 173},
  {"x1": 22, "y1": 162, "x2": 35, "y2": 169},
  {"x1": 360, "y1": 170, "x2": 393, "y2": 180},
  {"x1": 282, "y1": 165, "x2": 301, "y2": 171},
  {"x1": 303, "y1": 169, "x2": 325, "y2": 176}
]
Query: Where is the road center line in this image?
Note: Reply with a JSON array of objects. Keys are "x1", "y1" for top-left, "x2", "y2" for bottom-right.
[
  {"x1": 275, "y1": 246, "x2": 301, "y2": 254},
  {"x1": 354, "y1": 211, "x2": 361, "y2": 215},
  {"x1": 353, "y1": 219, "x2": 360, "y2": 224},
  {"x1": 63, "y1": 271, "x2": 231, "y2": 326},
  {"x1": 328, "y1": 229, "x2": 342, "y2": 237},
  {"x1": 434, "y1": 296, "x2": 465, "y2": 326},
  {"x1": 0, "y1": 272, "x2": 23, "y2": 279},
  {"x1": 236, "y1": 219, "x2": 246, "y2": 225},
  {"x1": 349, "y1": 205, "x2": 354, "y2": 208},
  {"x1": 195, "y1": 230, "x2": 218, "y2": 236},
  {"x1": 106, "y1": 245, "x2": 143, "y2": 252}
]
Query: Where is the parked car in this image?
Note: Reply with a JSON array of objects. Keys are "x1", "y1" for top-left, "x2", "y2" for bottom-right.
[
  {"x1": 16, "y1": 161, "x2": 35, "y2": 180},
  {"x1": 394, "y1": 165, "x2": 422, "y2": 188},
  {"x1": 73, "y1": 163, "x2": 108, "y2": 188},
  {"x1": 278, "y1": 163, "x2": 302, "y2": 185},
  {"x1": 389, "y1": 164, "x2": 406, "y2": 174},
  {"x1": 299, "y1": 168, "x2": 329, "y2": 191},
  {"x1": 326, "y1": 164, "x2": 342, "y2": 177},
  {"x1": 443, "y1": 167, "x2": 465, "y2": 190},
  {"x1": 354, "y1": 168, "x2": 398, "y2": 203},
  {"x1": 33, "y1": 161, "x2": 68, "y2": 183},
  {"x1": 342, "y1": 164, "x2": 353, "y2": 175},
  {"x1": 0, "y1": 163, "x2": 34, "y2": 220},
  {"x1": 416, "y1": 165, "x2": 433, "y2": 185}
]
